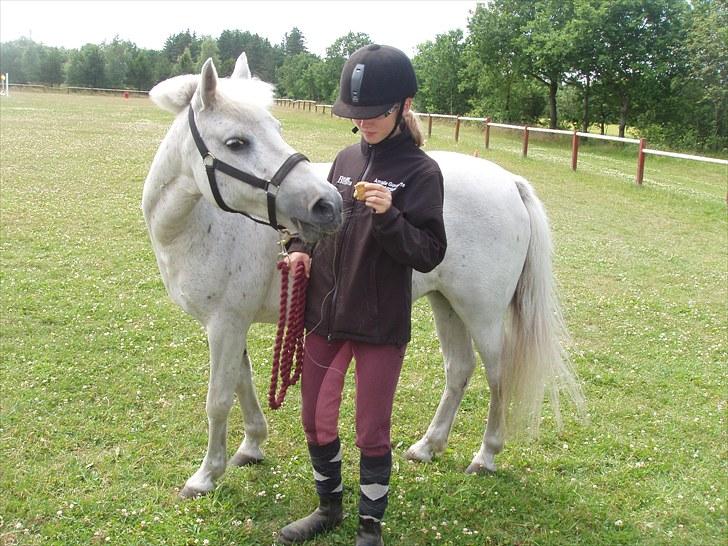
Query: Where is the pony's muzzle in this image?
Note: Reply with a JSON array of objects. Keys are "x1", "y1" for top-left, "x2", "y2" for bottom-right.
[{"x1": 311, "y1": 198, "x2": 340, "y2": 228}]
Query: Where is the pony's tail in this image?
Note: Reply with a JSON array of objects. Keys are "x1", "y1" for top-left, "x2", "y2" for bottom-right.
[
  {"x1": 403, "y1": 109, "x2": 425, "y2": 147},
  {"x1": 501, "y1": 178, "x2": 586, "y2": 438}
]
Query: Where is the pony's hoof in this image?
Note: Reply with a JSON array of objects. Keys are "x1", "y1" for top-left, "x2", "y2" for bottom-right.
[
  {"x1": 179, "y1": 485, "x2": 208, "y2": 499},
  {"x1": 465, "y1": 461, "x2": 496, "y2": 475},
  {"x1": 229, "y1": 452, "x2": 263, "y2": 467},
  {"x1": 404, "y1": 446, "x2": 432, "y2": 463},
  {"x1": 404, "y1": 442, "x2": 434, "y2": 463}
]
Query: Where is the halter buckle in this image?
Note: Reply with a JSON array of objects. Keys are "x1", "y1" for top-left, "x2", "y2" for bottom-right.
[{"x1": 203, "y1": 153, "x2": 215, "y2": 168}]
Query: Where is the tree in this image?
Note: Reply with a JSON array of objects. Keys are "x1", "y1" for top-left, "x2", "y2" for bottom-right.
[
  {"x1": 595, "y1": 0, "x2": 688, "y2": 138},
  {"x1": 103, "y1": 37, "x2": 136, "y2": 88},
  {"x1": 0, "y1": 38, "x2": 31, "y2": 82},
  {"x1": 276, "y1": 52, "x2": 320, "y2": 99},
  {"x1": 21, "y1": 42, "x2": 43, "y2": 82},
  {"x1": 518, "y1": 0, "x2": 577, "y2": 128},
  {"x1": 196, "y1": 36, "x2": 220, "y2": 72},
  {"x1": 564, "y1": 0, "x2": 609, "y2": 131},
  {"x1": 66, "y1": 43, "x2": 107, "y2": 88},
  {"x1": 325, "y1": 32, "x2": 371, "y2": 59},
  {"x1": 127, "y1": 50, "x2": 155, "y2": 90},
  {"x1": 172, "y1": 47, "x2": 195, "y2": 76},
  {"x1": 163, "y1": 31, "x2": 201, "y2": 64},
  {"x1": 0, "y1": 39, "x2": 65, "y2": 86},
  {"x1": 464, "y1": 2, "x2": 545, "y2": 122},
  {"x1": 682, "y1": 0, "x2": 727, "y2": 148},
  {"x1": 283, "y1": 27, "x2": 307, "y2": 56},
  {"x1": 216, "y1": 30, "x2": 281, "y2": 81},
  {"x1": 38, "y1": 47, "x2": 65, "y2": 86},
  {"x1": 151, "y1": 50, "x2": 173, "y2": 84},
  {"x1": 414, "y1": 30, "x2": 468, "y2": 114}
]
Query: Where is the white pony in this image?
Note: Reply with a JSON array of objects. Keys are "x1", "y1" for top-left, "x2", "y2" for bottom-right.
[{"x1": 143, "y1": 55, "x2": 585, "y2": 498}]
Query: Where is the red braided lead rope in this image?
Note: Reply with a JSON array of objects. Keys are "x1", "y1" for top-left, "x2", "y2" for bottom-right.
[{"x1": 268, "y1": 260, "x2": 308, "y2": 409}]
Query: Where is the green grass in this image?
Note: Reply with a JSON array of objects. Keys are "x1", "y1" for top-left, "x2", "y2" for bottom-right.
[{"x1": 1, "y1": 92, "x2": 726, "y2": 545}]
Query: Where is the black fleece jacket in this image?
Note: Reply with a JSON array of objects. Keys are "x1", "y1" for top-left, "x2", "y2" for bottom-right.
[{"x1": 290, "y1": 128, "x2": 446, "y2": 345}]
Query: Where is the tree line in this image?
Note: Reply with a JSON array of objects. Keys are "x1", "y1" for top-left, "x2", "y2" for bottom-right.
[{"x1": 0, "y1": 0, "x2": 725, "y2": 151}]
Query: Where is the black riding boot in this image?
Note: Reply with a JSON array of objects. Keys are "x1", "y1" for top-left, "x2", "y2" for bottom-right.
[
  {"x1": 277, "y1": 495, "x2": 343, "y2": 544},
  {"x1": 278, "y1": 438, "x2": 344, "y2": 544},
  {"x1": 356, "y1": 516, "x2": 384, "y2": 546}
]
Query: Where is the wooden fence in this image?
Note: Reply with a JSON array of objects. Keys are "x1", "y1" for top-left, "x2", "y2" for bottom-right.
[
  {"x1": 5, "y1": 88, "x2": 723, "y2": 183},
  {"x1": 274, "y1": 99, "x2": 728, "y2": 185},
  {"x1": 8, "y1": 83, "x2": 147, "y2": 98}
]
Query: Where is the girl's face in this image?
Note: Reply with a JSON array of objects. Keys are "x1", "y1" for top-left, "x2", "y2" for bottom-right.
[{"x1": 353, "y1": 98, "x2": 412, "y2": 144}]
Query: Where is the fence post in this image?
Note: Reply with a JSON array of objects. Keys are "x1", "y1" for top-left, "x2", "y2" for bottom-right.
[
  {"x1": 571, "y1": 130, "x2": 579, "y2": 171},
  {"x1": 522, "y1": 126, "x2": 529, "y2": 158},
  {"x1": 636, "y1": 138, "x2": 646, "y2": 185},
  {"x1": 428, "y1": 114, "x2": 433, "y2": 137},
  {"x1": 455, "y1": 116, "x2": 461, "y2": 142},
  {"x1": 484, "y1": 117, "x2": 491, "y2": 149}
]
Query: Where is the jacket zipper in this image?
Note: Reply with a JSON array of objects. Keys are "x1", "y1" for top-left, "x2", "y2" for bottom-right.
[{"x1": 327, "y1": 145, "x2": 376, "y2": 341}]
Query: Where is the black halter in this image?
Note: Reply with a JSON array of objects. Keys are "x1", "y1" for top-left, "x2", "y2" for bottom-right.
[{"x1": 188, "y1": 106, "x2": 308, "y2": 230}]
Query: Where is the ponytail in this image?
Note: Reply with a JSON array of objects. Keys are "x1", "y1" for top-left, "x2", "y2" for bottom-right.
[{"x1": 403, "y1": 108, "x2": 425, "y2": 147}]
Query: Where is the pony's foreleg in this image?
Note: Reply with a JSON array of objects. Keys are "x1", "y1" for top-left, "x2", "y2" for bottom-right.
[
  {"x1": 180, "y1": 319, "x2": 247, "y2": 498},
  {"x1": 405, "y1": 292, "x2": 476, "y2": 463},
  {"x1": 465, "y1": 323, "x2": 506, "y2": 474},
  {"x1": 229, "y1": 348, "x2": 267, "y2": 467}
]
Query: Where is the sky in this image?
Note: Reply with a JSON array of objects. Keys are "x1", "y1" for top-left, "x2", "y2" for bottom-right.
[{"x1": 0, "y1": 0, "x2": 479, "y2": 58}]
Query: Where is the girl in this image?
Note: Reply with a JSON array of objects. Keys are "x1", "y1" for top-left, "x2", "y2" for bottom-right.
[{"x1": 278, "y1": 44, "x2": 447, "y2": 546}]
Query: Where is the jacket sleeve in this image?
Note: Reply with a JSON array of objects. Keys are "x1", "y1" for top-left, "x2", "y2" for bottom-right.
[
  {"x1": 370, "y1": 168, "x2": 447, "y2": 273},
  {"x1": 286, "y1": 238, "x2": 315, "y2": 254}
]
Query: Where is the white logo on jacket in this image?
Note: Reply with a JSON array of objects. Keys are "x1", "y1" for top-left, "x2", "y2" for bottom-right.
[
  {"x1": 374, "y1": 178, "x2": 406, "y2": 192},
  {"x1": 336, "y1": 175, "x2": 405, "y2": 192}
]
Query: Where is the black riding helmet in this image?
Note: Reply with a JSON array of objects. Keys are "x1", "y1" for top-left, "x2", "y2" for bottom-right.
[{"x1": 333, "y1": 44, "x2": 418, "y2": 120}]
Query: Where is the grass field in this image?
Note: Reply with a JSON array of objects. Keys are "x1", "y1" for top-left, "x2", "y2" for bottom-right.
[{"x1": 1, "y1": 91, "x2": 726, "y2": 546}]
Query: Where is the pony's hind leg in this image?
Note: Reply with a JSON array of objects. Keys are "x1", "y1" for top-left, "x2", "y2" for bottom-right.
[
  {"x1": 465, "y1": 322, "x2": 506, "y2": 474},
  {"x1": 229, "y1": 347, "x2": 267, "y2": 467},
  {"x1": 405, "y1": 292, "x2": 476, "y2": 463},
  {"x1": 180, "y1": 319, "x2": 248, "y2": 498}
]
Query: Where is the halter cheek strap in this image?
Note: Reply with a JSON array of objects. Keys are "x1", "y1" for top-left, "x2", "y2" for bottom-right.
[{"x1": 188, "y1": 106, "x2": 308, "y2": 230}]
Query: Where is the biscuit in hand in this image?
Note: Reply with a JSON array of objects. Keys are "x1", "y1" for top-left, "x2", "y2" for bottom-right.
[{"x1": 354, "y1": 181, "x2": 367, "y2": 201}]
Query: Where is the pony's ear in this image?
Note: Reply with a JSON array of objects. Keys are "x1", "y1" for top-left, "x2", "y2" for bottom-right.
[
  {"x1": 196, "y1": 58, "x2": 218, "y2": 110},
  {"x1": 149, "y1": 75, "x2": 199, "y2": 114},
  {"x1": 231, "y1": 52, "x2": 251, "y2": 79}
]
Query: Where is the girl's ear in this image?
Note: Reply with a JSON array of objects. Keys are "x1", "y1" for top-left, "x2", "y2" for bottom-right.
[{"x1": 403, "y1": 97, "x2": 413, "y2": 114}]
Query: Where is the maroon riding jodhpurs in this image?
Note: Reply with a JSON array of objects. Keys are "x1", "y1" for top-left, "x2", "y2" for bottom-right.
[{"x1": 300, "y1": 332, "x2": 406, "y2": 457}]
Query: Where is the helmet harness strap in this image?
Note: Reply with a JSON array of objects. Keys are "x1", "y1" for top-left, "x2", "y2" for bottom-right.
[{"x1": 384, "y1": 99, "x2": 407, "y2": 141}]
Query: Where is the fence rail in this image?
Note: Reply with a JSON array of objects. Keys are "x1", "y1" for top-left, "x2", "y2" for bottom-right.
[
  {"x1": 274, "y1": 98, "x2": 728, "y2": 185},
  {"x1": 7, "y1": 83, "x2": 147, "y2": 97},
  {"x1": 6, "y1": 89, "x2": 723, "y2": 183}
]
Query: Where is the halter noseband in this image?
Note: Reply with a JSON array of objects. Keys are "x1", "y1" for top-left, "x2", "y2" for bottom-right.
[{"x1": 188, "y1": 106, "x2": 308, "y2": 230}]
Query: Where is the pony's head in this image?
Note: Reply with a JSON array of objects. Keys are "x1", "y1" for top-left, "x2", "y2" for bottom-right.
[{"x1": 149, "y1": 53, "x2": 342, "y2": 241}]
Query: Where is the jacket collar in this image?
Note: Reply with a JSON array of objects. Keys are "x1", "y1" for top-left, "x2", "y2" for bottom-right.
[{"x1": 359, "y1": 125, "x2": 413, "y2": 156}]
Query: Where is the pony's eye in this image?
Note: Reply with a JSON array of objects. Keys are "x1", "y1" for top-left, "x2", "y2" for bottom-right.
[{"x1": 225, "y1": 137, "x2": 248, "y2": 150}]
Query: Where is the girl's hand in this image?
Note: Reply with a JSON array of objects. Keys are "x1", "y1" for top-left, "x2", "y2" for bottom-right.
[
  {"x1": 286, "y1": 251, "x2": 312, "y2": 278},
  {"x1": 361, "y1": 182, "x2": 392, "y2": 214}
]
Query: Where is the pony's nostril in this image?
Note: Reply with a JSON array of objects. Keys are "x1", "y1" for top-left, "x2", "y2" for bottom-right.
[{"x1": 312, "y1": 198, "x2": 335, "y2": 224}]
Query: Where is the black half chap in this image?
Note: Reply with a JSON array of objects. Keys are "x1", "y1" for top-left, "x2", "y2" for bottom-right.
[{"x1": 359, "y1": 451, "x2": 392, "y2": 521}]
